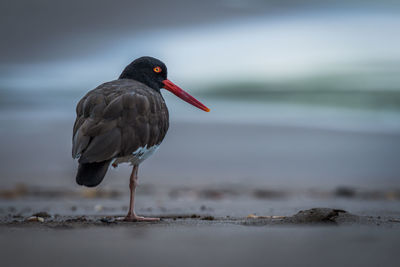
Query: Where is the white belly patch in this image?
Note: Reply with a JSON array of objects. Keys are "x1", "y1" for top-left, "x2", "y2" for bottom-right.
[{"x1": 112, "y1": 145, "x2": 159, "y2": 167}]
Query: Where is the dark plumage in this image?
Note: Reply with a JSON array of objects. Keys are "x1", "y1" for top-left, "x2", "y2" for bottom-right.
[
  {"x1": 72, "y1": 56, "x2": 209, "y2": 221},
  {"x1": 72, "y1": 64, "x2": 169, "y2": 184},
  {"x1": 76, "y1": 160, "x2": 112, "y2": 187},
  {"x1": 72, "y1": 79, "x2": 169, "y2": 156}
]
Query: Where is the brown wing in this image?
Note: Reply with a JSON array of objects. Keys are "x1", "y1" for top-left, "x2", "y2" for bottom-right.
[{"x1": 72, "y1": 80, "x2": 169, "y2": 164}]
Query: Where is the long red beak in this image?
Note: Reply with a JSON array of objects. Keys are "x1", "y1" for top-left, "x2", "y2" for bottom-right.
[{"x1": 162, "y1": 79, "x2": 210, "y2": 112}]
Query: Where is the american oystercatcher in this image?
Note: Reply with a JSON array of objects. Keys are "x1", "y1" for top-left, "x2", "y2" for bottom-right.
[{"x1": 72, "y1": 56, "x2": 209, "y2": 221}]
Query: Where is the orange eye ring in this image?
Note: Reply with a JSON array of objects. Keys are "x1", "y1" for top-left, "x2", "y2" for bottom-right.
[{"x1": 153, "y1": 66, "x2": 162, "y2": 73}]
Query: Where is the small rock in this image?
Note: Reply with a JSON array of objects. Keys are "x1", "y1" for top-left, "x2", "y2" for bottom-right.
[
  {"x1": 335, "y1": 187, "x2": 356, "y2": 198},
  {"x1": 65, "y1": 216, "x2": 87, "y2": 223},
  {"x1": 243, "y1": 208, "x2": 358, "y2": 226},
  {"x1": 100, "y1": 217, "x2": 115, "y2": 223},
  {"x1": 26, "y1": 216, "x2": 37, "y2": 221},
  {"x1": 201, "y1": 189, "x2": 224, "y2": 200},
  {"x1": 201, "y1": 216, "x2": 214, "y2": 221},
  {"x1": 246, "y1": 214, "x2": 286, "y2": 219},
  {"x1": 271, "y1": 216, "x2": 286, "y2": 219},
  {"x1": 32, "y1": 211, "x2": 51, "y2": 218},
  {"x1": 26, "y1": 216, "x2": 44, "y2": 222},
  {"x1": 253, "y1": 189, "x2": 285, "y2": 199},
  {"x1": 288, "y1": 208, "x2": 351, "y2": 224},
  {"x1": 0, "y1": 184, "x2": 28, "y2": 199},
  {"x1": 81, "y1": 188, "x2": 99, "y2": 198}
]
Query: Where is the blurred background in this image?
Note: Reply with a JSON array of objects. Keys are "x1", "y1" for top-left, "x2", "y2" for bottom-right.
[{"x1": 1, "y1": 0, "x2": 400, "y2": 217}]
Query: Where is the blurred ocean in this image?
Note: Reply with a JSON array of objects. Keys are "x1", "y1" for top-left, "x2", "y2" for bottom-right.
[
  {"x1": 1, "y1": 9, "x2": 400, "y2": 132},
  {"x1": 1, "y1": 2, "x2": 399, "y2": 190}
]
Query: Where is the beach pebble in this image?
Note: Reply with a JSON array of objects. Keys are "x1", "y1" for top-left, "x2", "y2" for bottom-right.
[
  {"x1": 289, "y1": 208, "x2": 349, "y2": 224},
  {"x1": 26, "y1": 216, "x2": 44, "y2": 222},
  {"x1": 335, "y1": 187, "x2": 356, "y2": 198},
  {"x1": 100, "y1": 217, "x2": 115, "y2": 223},
  {"x1": 32, "y1": 211, "x2": 51, "y2": 218},
  {"x1": 247, "y1": 214, "x2": 286, "y2": 219}
]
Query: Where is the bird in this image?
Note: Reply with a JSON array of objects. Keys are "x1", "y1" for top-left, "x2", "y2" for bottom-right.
[{"x1": 72, "y1": 56, "x2": 209, "y2": 221}]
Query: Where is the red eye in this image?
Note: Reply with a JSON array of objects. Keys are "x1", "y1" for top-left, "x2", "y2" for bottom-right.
[{"x1": 153, "y1": 66, "x2": 162, "y2": 73}]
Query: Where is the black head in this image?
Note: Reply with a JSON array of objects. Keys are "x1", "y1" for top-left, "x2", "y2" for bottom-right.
[
  {"x1": 119, "y1": 56, "x2": 210, "y2": 112},
  {"x1": 119, "y1": 56, "x2": 167, "y2": 90}
]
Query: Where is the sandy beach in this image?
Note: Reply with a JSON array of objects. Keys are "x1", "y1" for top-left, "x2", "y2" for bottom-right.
[{"x1": 1, "y1": 111, "x2": 400, "y2": 266}]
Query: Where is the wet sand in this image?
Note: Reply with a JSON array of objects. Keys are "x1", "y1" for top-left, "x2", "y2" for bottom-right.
[
  {"x1": 1, "y1": 209, "x2": 400, "y2": 267},
  {"x1": 1, "y1": 115, "x2": 400, "y2": 266},
  {"x1": 1, "y1": 118, "x2": 400, "y2": 189},
  {"x1": 1, "y1": 225, "x2": 399, "y2": 267}
]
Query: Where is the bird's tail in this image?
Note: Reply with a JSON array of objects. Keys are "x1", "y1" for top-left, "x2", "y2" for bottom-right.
[{"x1": 76, "y1": 160, "x2": 111, "y2": 187}]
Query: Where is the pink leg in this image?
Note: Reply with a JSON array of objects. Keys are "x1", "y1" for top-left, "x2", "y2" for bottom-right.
[{"x1": 124, "y1": 165, "x2": 159, "y2": 222}]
